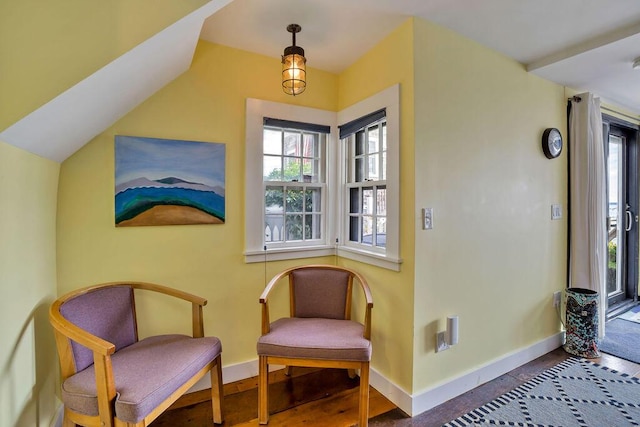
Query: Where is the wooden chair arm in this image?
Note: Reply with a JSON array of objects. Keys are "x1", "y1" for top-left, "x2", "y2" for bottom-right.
[
  {"x1": 259, "y1": 269, "x2": 294, "y2": 335},
  {"x1": 126, "y1": 282, "x2": 208, "y2": 338},
  {"x1": 349, "y1": 270, "x2": 374, "y2": 340},
  {"x1": 49, "y1": 300, "x2": 116, "y2": 356}
]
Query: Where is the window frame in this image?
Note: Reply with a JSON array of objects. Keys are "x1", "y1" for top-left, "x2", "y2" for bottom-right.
[
  {"x1": 245, "y1": 99, "x2": 337, "y2": 263},
  {"x1": 337, "y1": 85, "x2": 401, "y2": 270}
]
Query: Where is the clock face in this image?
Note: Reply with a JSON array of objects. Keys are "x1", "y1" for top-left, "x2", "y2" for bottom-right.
[{"x1": 543, "y1": 128, "x2": 563, "y2": 159}]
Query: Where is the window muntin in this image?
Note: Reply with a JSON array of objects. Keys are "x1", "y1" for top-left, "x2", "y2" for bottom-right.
[
  {"x1": 263, "y1": 126, "x2": 326, "y2": 247},
  {"x1": 345, "y1": 120, "x2": 387, "y2": 250}
]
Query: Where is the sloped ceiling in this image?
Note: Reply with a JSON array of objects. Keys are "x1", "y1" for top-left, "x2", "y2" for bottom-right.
[{"x1": 0, "y1": 0, "x2": 232, "y2": 163}]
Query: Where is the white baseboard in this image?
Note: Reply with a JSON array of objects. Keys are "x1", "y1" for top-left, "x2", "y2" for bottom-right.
[{"x1": 409, "y1": 332, "x2": 564, "y2": 416}]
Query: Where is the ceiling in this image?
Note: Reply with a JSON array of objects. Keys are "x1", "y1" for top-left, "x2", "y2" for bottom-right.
[{"x1": 201, "y1": 0, "x2": 640, "y2": 115}]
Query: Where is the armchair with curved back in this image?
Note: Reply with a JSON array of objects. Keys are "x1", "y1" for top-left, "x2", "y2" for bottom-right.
[
  {"x1": 257, "y1": 264, "x2": 373, "y2": 426},
  {"x1": 49, "y1": 281, "x2": 224, "y2": 427}
]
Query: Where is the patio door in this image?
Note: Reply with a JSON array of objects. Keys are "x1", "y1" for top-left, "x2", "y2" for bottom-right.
[{"x1": 604, "y1": 117, "x2": 639, "y2": 316}]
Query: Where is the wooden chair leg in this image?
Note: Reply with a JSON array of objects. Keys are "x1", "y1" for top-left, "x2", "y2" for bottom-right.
[
  {"x1": 358, "y1": 362, "x2": 370, "y2": 427},
  {"x1": 348, "y1": 369, "x2": 357, "y2": 379},
  {"x1": 285, "y1": 365, "x2": 292, "y2": 376},
  {"x1": 258, "y1": 356, "x2": 269, "y2": 425},
  {"x1": 210, "y1": 355, "x2": 224, "y2": 424}
]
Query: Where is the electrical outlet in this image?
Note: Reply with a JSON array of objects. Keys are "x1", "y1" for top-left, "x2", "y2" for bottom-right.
[
  {"x1": 553, "y1": 291, "x2": 561, "y2": 307},
  {"x1": 436, "y1": 331, "x2": 449, "y2": 352}
]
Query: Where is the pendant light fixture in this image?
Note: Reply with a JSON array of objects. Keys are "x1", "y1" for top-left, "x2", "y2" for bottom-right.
[{"x1": 282, "y1": 24, "x2": 306, "y2": 96}]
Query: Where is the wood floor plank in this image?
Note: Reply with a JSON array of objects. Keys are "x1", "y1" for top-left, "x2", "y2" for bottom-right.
[{"x1": 154, "y1": 367, "x2": 393, "y2": 426}]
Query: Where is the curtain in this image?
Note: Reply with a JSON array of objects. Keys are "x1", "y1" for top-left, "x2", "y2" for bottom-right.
[{"x1": 569, "y1": 92, "x2": 607, "y2": 338}]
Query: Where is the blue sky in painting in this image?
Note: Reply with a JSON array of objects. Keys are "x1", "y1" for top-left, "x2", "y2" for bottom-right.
[{"x1": 115, "y1": 136, "x2": 225, "y2": 188}]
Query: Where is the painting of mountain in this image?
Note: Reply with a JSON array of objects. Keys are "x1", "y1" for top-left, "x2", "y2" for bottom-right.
[{"x1": 115, "y1": 136, "x2": 225, "y2": 226}]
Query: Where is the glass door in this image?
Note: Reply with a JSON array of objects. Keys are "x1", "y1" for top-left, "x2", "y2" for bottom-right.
[{"x1": 604, "y1": 119, "x2": 639, "y2": 314}]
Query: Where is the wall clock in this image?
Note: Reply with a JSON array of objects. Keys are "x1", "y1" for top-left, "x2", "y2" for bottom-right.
[{"x1": 542, "y1": 128, "x2": 563, "y2": 159}]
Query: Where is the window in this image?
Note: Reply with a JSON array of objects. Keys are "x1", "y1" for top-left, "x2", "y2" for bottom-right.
[
  {"x1": 336, "y1": 85, "x2": 401, "y2": 270},
  {"x1": 245, "y1": 100, "x2": 336, "y2": 262},
  {"x1": 342, "y1": 116, "x2": 387, "y2": 250},
  {"x1": 263, "y1": 122, "x2": 327, "y2": 247},
  {"x1": 245, "y1": 85, "x2": 401, "y2": 270}
]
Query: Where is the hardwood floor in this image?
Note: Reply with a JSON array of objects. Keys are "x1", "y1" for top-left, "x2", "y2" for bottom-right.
[{"x1": 153, "y1": 348, "x2": 640, "y2": 426}]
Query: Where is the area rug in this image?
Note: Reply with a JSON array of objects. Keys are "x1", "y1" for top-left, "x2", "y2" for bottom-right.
[
  {"x1": 618, "y1": 305, "x2": 640, "y2": 324},
  {"x1": 443, "y1": 357, "x2": 640, "y2": 426},
  {"x1": 599, "y1": 318, "x2": 640, "y2": 364}
]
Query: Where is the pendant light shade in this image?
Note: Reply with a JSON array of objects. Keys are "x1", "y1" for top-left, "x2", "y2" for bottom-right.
[{"x1": 282, "y1": 24, "x2": 306, "y2": 96}]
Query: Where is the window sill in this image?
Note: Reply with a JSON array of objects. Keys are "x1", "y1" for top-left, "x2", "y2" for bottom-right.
[
  {"x1": 337, "y1": 246, "x2": 402, "y2": 272},
  {"x1": 244, "y1": 245, "x2": 402, "y2": 271},
  {"x1": 244, "y1": 245, "x2": 336, "y2": 263}
]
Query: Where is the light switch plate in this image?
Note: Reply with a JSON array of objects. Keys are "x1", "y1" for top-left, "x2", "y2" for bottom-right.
[
  {"x1": 551, "y1": 204, "x2": 562, "y2": 220},
  {"x1": 423, "y1": 208, "x2": 433, "y2": 230}
]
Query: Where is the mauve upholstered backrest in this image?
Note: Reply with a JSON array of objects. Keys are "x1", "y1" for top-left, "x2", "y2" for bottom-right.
[
  {"x1": 60, "y1": 286, "x2": 137, "y2": 372},
  {"x1": 292, "y1": 268, "x2": 350, "y2": 319}
]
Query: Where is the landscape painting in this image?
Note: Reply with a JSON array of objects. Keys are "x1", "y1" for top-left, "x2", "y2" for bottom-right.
[{"x1": 115, "y1": 135, "x2": 225, "y2": 227}]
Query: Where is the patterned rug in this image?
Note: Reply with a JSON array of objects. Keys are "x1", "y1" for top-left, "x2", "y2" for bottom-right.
[{"x1": 444, "y1": 357, "x2": 640, "y2": 426}]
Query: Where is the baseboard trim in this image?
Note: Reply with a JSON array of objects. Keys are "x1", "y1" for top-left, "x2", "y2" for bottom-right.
[{"x1": 409, "y1": 332, "x2": 564, "y2": 416}]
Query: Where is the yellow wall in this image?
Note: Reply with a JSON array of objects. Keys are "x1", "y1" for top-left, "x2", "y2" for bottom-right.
[
  {"x1": 0, "y1": 0, "x2": 208, "y2": 131},
  {"x1": 56, "y1": 41, "x2": 339, "y2": 366},
  {"x1": 0, "y1": 141, "x2": 60, "y2": 426},
  {"x1": 338, "y1": 19, "x2": 416, "y2": 392},
  {"x1": 412, "y1": 18, "x2": 567, "y2": 392}
]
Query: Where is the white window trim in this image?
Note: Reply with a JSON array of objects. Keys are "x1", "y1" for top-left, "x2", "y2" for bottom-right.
[
  {"x1": 337, "y1": 84, "x2": 401, "y2": 271},
  {"x1": 245, "y1": 99, "x2": 338, "y2": 263},
  {"x1": 244, "y1": 84, "x2": 401, "y2": 271}
]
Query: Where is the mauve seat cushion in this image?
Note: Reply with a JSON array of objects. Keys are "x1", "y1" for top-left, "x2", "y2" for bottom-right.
[
  {"x1": 257, "y1": 318, "x2": 371, "y2": 362},
  {"x1": 62, "y1": 334, "x2": 221, "y2": 424}
]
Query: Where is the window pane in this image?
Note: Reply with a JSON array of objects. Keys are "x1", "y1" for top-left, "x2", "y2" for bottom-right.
[
  {"x1": 350, "y1": 188, "x2": 360, "y2": 214},
  {"x1": 284, "y1": 132, "x2": 301, "y2": 156},
  {"x1": 381, "y1": 152, "x2": 387, "y2": 181},
  {"x1": 286, "y1": 187, "x2": 304, "y2": 212},
  {"x1": 263, "y1": 129, "x2": 282, "y2": 155},
  {"x1": 304, "y1": 214, "x2": 321, "y2": 239},
  {"x1": 377, "y1": 187, "x2": 386, "y2": 215},
  {"x1": 285, "y1": 214, "x2": 303, "y2": 240},
  {"x1": 305, "y1": 188, "x2": 321, "y2": 212},
  {"x1": 349, "y1": 216, "x2": 359, "y2": 242},
  {"x1": 302, "y1": 158, "x2": 317, "y2": 182},
  {"x1": 355, "y1": 158, "x2": 364, "y2": 182},
  {"x1": 368, "y1": 154, "x2": 379, "y2": 181},
  {"x1": 362, "y1": 216, "x2": 373, "y2": 245},
  {"x1": 263, "y1": 155, "x2": 282, "y2": 180},
  {"x1": 368, "y1": 126, "x2": 379, "y2": 153},
  {"x1": 382, "y1": 123, "x2": 387, "y2": 151},
  {"x1": 303, "y1": 133, "x2": 318, "y2": 157},
  {"x1": 376, "y1": 217, "x2": 386, "y2": 247},
  {"x1": 265, "y1": 215, "x2": 283, "y2": 242},
  {"x1": 355, "y1": 131, "x2": 365, "y2": 156},
  {"x1": 265, "y1": 186, "x2": 284, "y2": 212},
  {"x1": 362, "y1": 187, "x2": 374, "y2": 215},
  {"x1": 283, "y1": 157, "x2": 301, "y2": 181}
]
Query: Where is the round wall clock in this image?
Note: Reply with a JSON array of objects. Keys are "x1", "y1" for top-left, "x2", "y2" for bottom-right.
[{"x1": 542, "y1": 128, "x2": 563, "y2": 159}]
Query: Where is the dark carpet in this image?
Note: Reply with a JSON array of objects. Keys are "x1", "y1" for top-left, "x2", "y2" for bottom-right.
[{"x1": 600, "y1": 318, "x2": 640, "y2": 364}]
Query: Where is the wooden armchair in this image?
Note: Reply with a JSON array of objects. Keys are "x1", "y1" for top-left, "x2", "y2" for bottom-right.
[
  {"x1": 257, "y1": 265, "x2": 373, "y2": 426},
  {"x1": 49, "y1": 281, "x2": 223, "y2": 427}
]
